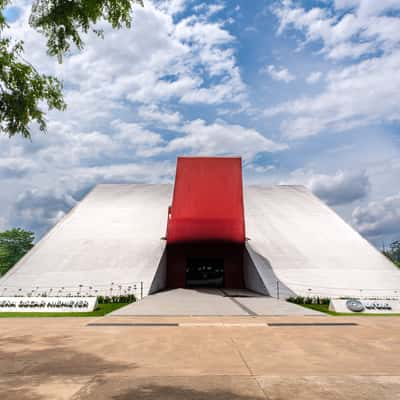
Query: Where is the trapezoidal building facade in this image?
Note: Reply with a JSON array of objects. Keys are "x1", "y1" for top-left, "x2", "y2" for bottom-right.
[{"x1": 1, "y1": 156, "x2": 400, "y2": 298}]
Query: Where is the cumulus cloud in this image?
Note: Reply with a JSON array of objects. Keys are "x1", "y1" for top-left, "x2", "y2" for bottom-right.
[
  {"x1": 29, "y1": 121, "x2": 116, "y2": 166},
  {"x1": 263, "y1": 65, "x2": 296, "y2": 83},
  {"x1": 157, "y1": 119, "x2": 287, "y2": 161},
  {"x1": 159, "y1": 0, "x2": 187, "y2": 16},
  {"x1": 245, "y1": 163, "x2": 276, "y2": 174},
  {"x1": 5, "y1": 0, "x2": 247, "y2": 126},
  {"x1": 11, "y1": 188, "x2": 78, "y2": 239},
  {"x1": 267, "y1": 0, "x2": 400, "y2": 139},
  {"x1": 336, "y1": 0, "x2": 400, "y2": 17},
  {"x1": 194, "y1": 3, "x2": 225, "y2": 17},
  {"x1": 111, "y1": 120, "x2": 165, "y2": 157},
  {"x1": 268, "y1": 51, "x2": 400, "y2": 139},
  {"x1": 137, "y1": 105, "x2": 181, "y2": 128},
  {"x1": 1, "y1": 0, "x2": 283, "y2": 240},
  {"x1": 8, "y1": 159, "x2": 176, "y2": 239},
  {"x1": 309, "y1": 170, "x2": 370, "y2": 206},
  {"x1": 353, "y1": 193, "x2": 400, "y2": 238},
  {"x1": 306, "y1": 71, "x2": 322, "y2": 84},
  {"x1": 3, "y1": 0, "x2": 398, "y2": 248},
  {"x1": 282, "y1": 169, "x2": 370, "y2": 206},
  {"x1": 0, "y1": 158, "x2": 37, "y2": 178},
  {"x1": 273, "y1": 0, "x2": 400, "y2": 60}
]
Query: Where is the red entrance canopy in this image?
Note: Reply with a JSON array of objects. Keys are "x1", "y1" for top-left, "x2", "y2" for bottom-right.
[{"x1": 166, "y1": 157, "x2": 245, "y2": 243}]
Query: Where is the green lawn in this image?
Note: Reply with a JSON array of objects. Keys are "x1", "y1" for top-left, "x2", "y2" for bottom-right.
[
  {"x1": 0, "y1": 302, "x2": 130, "y2": 317},
  {"x1": 298, "y1": 303, "x2": 400, "y2": 316}
]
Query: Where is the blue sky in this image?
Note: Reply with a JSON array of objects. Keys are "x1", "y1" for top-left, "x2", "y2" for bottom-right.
[{"x1": 1, "y1": 0, "x2": 400, "y2": 247}]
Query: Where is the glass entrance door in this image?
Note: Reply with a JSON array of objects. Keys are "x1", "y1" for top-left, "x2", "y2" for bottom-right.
[{"x1": 186, "y1": 258, "x2": 224, "y2": 288}]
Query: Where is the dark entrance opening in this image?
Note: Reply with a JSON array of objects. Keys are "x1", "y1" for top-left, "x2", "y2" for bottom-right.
[
  {"x1": 186, "y1": 258, "x2": 224, "y2": 288},
  {"x1": 167, "y1": 243, "x2": 244, "y2": 289}
]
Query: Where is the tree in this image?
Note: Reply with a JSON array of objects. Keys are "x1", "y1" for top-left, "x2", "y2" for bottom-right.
[
  {"x1": 383, "y1": 240, "x2": 400, "y2": 268},
  {"x1": 1, "y1": 0, "x2": 143, "y2": 138},
  {"x1": 0, "y1": 228, "x2": 34, "y2": 276}
]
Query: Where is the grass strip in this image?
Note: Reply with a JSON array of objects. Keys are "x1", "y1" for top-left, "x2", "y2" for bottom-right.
[
  {"x1": 298, "y1": 303, "x2": 400, "y2": 316},
  {"x1": 0, "y1": 302, "x2": 129, "y2": 317}
]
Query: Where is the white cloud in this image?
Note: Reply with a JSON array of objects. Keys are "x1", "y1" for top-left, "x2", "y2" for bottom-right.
[
  {"x1": 3, "y1": 0, "x2": 398, "y2": 248},
  {"x1": 306, "y1": 71, "x2": 322, "y2": 84},
  {"x1": 158, "y1": 119, "x2": 287, "y2": 161},
  {"x1": 0, "y1": 0, "x2": 260, "y2": 238},
  {"x1": 354, "y1": 0, "x2": 400, "y2": 18},
  {"x1": 327, "y1": 41, "x2": 375, "y2": 60},
  {"x1": 267, "y1": 50, "x2": 400, "y2": 139},
  {"x1": 0, "y1": 111, "x2": 286, "y2": 236},
  {"x1": 32, "y1": 121, "x2": 116, "y2": 165},
  {"x1": 111, "y1": 120, "x2": 165, "y2": 157},
  {"x1": 0, "y1": 157, "x2": 37, "y2": 178},
  {"x1": 334, "y1": 0, "x2": 359, "y2": 10},
  {"x1": 8, "y1": 159, "x2": 176, "y2": 238},
  {"x1": 263, "y1": 64, "x2": 296, "y2": 83},
  {"x1": 267, "y1": 0, "x2": 400, "y2": 139},
  {"x1": 282, "y1": 169, "x2": 370, "y2": 206},
  {"x1": 309, "y1": 170, "x2": 370, "y2": 206},
  {"x1": 21, "y1": 118, "x2": 167, "y2": 167},
  {"x1": 11, "y1": 188, "x2": 78, "y2": 238},
  {"x1": 5, "y1": 0, "x2": 246, "y2": 120},
  {"x1": 244, "y1": 163, "x2": 276, "y2": 174},
  {"x1": 68, "y1": 161, "x2": 176, "y2": 187},
  {"x1": 111, "y1": 120, "x2": 163, "y2": 146},
  {"x1": 353, "y1": 193, "x2": 400, "y2": 238},
  {"x1": 137, "y1": 105, "x2": 181, "y2": 127},
  {"x1": 273, "y1": 1, "x2": 400, "y2": 60},
  {"x1": 159, "y1": 0, "x2": 188, "y2": 16},
  {"x1": 194, "y1": 3, "x2": 225, "y2": 17}
]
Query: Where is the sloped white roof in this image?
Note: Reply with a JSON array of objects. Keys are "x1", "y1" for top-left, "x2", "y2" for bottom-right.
[{"x1": 1, "y1": 184, "x2": 399, "y2": 298}]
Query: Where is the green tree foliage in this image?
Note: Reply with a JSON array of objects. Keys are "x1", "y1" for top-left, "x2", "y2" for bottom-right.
[
  {"x1": 30, "y1": 0, "x2": 143, "y2": 59},
  {"x1": 0, "y1": 228, "x2": 34, "y2": 276},
  {"x1": 0, "y1": 37, "x2": 66, "y2": 138},
  {"x1": 0, "y1": 0, "x2": 143, "y2": 138},
  {"x1": 383, "y1": 240, "x2": 400, "y2": 268}
]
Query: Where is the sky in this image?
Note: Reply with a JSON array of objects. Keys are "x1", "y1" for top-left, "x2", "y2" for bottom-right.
[{"x1": 1, "y1": 0, "x2": 400, "y2": 248}]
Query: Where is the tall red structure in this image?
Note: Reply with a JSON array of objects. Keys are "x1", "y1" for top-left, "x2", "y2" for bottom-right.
[
  {"x1": 167, "y1": 157, "x2": 245, "y2": 243},
  {"x1": 166, "y1": 157, "x2": 245, "y2": 289}
]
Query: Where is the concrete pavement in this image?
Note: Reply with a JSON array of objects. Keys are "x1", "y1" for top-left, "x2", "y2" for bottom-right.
[
  {"x1": 1, "y1": 315, "x2": 400, "y2": 399},
  {"x1": 110, "y1": 288, "x2": 323, "y2": 316}
]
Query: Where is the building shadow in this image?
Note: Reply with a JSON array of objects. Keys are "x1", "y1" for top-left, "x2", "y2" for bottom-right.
[
  {"x1": 0, "y1": 343, "x2": 136, "y2": 378},
  {"x1": 111, "y1": 384, "x2": 264, "y2": 400}
]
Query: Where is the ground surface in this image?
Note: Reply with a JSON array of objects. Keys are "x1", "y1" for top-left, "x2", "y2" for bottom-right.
[
  {"x1": 111, "y1": 288, "x2": 322, "y2": 316},
  {"x1": 1, "y1": 315, "x2": 400, "y2": 399},
  {"x1": 297, "y1": 302, "x2": 400, "y2": 316},
  {"x1": 0, "y1": 302, "x2": 130, "y2": 318}
]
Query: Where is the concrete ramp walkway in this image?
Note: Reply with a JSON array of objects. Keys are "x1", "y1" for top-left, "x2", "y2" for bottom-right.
[{"x1": 110, "y1": 288, "x2": 323, "y2": 316}]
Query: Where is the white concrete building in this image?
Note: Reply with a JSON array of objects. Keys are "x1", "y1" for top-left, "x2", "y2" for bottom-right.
[{"x1": 1, "y1": 180, "x2": 399, "y2": 299}]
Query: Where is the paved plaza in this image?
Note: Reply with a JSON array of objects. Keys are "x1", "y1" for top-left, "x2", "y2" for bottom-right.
[
  {"x1": 1, "y1": 315, "x2": 400, "y2": 399},
  {"x1": 110, "y1": 288, "x2": 323, "y2": 316}
]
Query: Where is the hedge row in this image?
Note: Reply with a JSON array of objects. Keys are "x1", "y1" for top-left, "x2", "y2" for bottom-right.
[
  {"x1": 287, "y1": 296, "x2": 330, "y2": 305},
  {"x1": 97, "y1": 294, "x2": 136, "y2": 304}
]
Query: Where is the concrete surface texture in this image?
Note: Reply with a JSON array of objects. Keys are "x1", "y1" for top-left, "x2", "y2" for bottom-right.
[
  {"x1": 1, "y1": 184, "x2": 399, "y2": 298},
  {"x1": 0, "y1": 184, "x2": 172, "y2": 296},
  {"x1": 1, "y1": 316, "x2": 400, "y2": 399},
  {"x1": 110, "y1": 288, "x2": 322, "y2": 316},
  {"x1": 245, "y1": 185, "x2": 400, "y2": 298}
]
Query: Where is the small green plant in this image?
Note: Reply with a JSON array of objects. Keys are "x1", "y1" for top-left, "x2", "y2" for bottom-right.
[
  {"x1": 287, "y1": 296, "x2": 330, "y2": 305},
  {"x1": 97, "y1": 294, "x2": 136, "y2": 304}
]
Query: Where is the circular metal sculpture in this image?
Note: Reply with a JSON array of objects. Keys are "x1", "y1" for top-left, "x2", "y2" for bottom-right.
[{"x1": 346, "y1": 299, "x2": 364, "y2": 312}]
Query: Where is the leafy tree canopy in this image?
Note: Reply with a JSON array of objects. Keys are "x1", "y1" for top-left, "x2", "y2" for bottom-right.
[
  {"x1": 383, "y1": 240, "x2": 400, "y2": 268},
  {"x1": 0, "y1": 228, "x2": 35, "y2": 276},
  {"x1": 0, "y1": 0, "x2": 143, "y2": 138}
]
